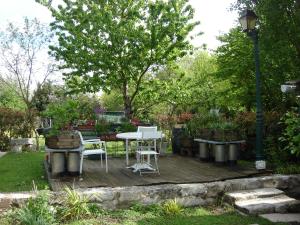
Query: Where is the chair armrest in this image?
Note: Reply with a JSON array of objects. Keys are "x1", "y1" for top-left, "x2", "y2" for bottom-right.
[{"x1": 83, "y1": 139, "x2": 101, "y2": 144}]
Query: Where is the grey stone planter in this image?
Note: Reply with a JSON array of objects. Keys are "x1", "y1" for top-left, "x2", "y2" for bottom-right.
[{"x1": 10, "y1": 138, "x2": 35, "y2": 152}]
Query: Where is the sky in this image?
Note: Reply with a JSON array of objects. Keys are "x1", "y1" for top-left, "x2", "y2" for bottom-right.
[{"x1": 0, "y1": 0, "x2": 239, "y2": 51}]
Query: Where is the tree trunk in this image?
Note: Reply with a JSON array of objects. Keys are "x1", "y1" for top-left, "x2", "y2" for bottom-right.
[{"x1": 122, "y1": 81, "x2": 132, "y2": 119}]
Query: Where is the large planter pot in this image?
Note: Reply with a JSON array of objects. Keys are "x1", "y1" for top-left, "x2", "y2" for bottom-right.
[
  {"x1": 212, "y1": 130, "x2": 225, "y2": 142},
  {"x1": 224, "y1": 130, "x2": 240, "y2": 141},
  {"x1": 199, "y1": 143, "x2": 209, "y2": 160},
  {"x1": 214, "y1": 144, "x2": 227, "y2": 164},
  {"x1": 67, "y1": 152, "x2": 80, "y2": 175},
  {"x1": 228, "y1": 144, "x2": 239, "y2": 165},
  {"x1": 45, "y1": 131, "x2": 80, "y2": 149},
  {"x1": 199, "y1": 128, "x2": 213, "y2": 140},
  {"x1": 51, "y1": 152, "x2": 66, "y2": 177},
  {"x1": 172, "y1": 128, "x2": 184, "y2": 154},
  {"x1": 180, "y1": 136, "x2": 197, "y2": 156}
]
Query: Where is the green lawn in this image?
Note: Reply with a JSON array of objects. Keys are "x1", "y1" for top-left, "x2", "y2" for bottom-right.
[
  {"x1": 0, "y1": 205, "x2": 286, "y2": 225},
  {"x1": 62, "y1": 207, "x2": 286, "y2": 225},
  {"x1": 0, "y1": 152, "x2": 48, "y2": 192}
]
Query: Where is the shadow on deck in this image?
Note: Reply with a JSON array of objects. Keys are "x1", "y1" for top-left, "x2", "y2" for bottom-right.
[{"x1": 46, "y1": 155, "x2": 262, "y2": 191}]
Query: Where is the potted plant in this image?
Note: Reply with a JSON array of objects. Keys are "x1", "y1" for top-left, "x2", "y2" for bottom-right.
[{"x1": 42, "y1": 99, "x2": 81, "y2": 149}]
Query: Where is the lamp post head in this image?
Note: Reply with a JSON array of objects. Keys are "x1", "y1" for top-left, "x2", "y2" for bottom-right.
[{"x1": 239, "y1": 9, "x2": 258, "y2": 33}]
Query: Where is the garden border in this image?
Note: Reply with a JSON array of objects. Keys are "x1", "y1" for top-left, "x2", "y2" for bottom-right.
[{"x1": 0, "y1": 174, "x2": 299, "y2": 210}]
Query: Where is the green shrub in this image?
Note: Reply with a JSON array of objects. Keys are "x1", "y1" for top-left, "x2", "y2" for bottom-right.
[
  {"x1": 14, "y1": 190, "x2": 55, "y2": 225},
  {"x1": 95, "y1": 119, "x2": 111, "y2": 135},
  {"x1": 279, "y1": 111, "x2": 300, "y2": 157},
  {"x1": 275, "y1": 164, "x2": 300, "y2": 175},
  {"x1": 42, "y1": 100, "x2": 80, "y2": 135},
  {"x1": 57, "y1": 187, "x2": 90, "y2": 222},
  {"x1": 0, "y1": 107, "x2": 36, "y2": 150},
  {"x1": 119, "y1": 122, "x2": 136, "y2": 132},
  {"x1": 162, "y1": 199, "x2": 183, "y2": 215}
]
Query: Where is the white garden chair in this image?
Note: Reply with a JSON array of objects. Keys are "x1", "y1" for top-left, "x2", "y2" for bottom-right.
[
  {"x1": 77, "y1": 131, "x2": 108, "y2": 174},
  {"x1": 137, "y1": 126, "x2": 157, "y2": 133},
  {"x1": 135, "y1": 131, "x2": 162, "y2": 175}
]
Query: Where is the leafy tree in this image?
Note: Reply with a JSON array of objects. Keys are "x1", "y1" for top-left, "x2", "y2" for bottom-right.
[
  {"x1": 226, "y1": 0, "x2": 300, "y2": 111},
  {"x1": 0, "y1": 18, "x2": 55, "y2": 110},
  {"x1": 41, "y1": 0, "x2": 199, "y2": 118},
  {"x1": 134, "y1": 51, "x2": 221, "y2": 120},
  {"x1": 216, "y1": 28, "x2": 256, "y2": 111},
  {"x1": 0, "y1": 18, "x2": 55, "y2": 141},
  {"x1": 100, "y1": 90, "x2": 123, "y2": 111},
  {"x1": 0, "y1": 79, "x2": 26, "y2": 110}
]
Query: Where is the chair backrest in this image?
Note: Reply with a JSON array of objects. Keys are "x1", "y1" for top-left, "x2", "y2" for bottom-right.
[
  {"x1": 137, "y1": 126, "x2": 157, "y2": 133},
  {"x1": 141, "y1": 131, "x2": 162, "y2": 140},
  {"x1": 138, "y1": 131, "x2": 162, "y2": 152},
  {"x1": 76, "y1": 131, "x2": 84, "y2": 145}
]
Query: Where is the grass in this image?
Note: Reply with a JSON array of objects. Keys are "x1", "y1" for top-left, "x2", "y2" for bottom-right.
[
  {"x1": 60, "y1": 206, "x2": 287, "y2": 225},
  {"x1": 0, "y1": 206, "x2": 289, "y2": 225},
  {"x1": 0, "y1": 152, "x2": 48, "y2": 192}
]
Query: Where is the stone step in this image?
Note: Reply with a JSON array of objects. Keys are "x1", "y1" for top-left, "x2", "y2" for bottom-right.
[
  {"x1": 260, "y1": 213, "x2": 300, "y2": 223},
  {"x1": 225, "y1": 188, "x2": 284, "y2": 203},
  {"x1": 235, "y1": 194, "x2": 300, "y2": 215}
]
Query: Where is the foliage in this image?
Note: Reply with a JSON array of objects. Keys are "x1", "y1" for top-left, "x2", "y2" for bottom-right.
[
  {"x1": 100, "y1": 90, "x2": 124, "y2": 111},
  {"x1": 0, "y1": 17, "x2": 55, "y2": 110},
  {"x1": 57, "y1": 187, "x2": 90, "y2": 222},
  {"x1": 185, "y1": 113, "x2": 220, "y2": 137},
  {"x1": 135, "y1": 51, "x2": 221, "y2": 119},
  {"x1": 119, "y1": 122, "x2": 137, "y2": 133},
  {"x1": 0, "y1": 199, "x2": 287, "y2": 225},
  {"x1": 13, "y1": 190, "x2": 55, "y2": 225},
  {"x1": 162, "y1": 199, "x2": 183, "y2": 215},
  {"x1": 279, "y1": 111, "x2": 300, "y2": 156},
  {"x1": 0, "y1": 81, "x2": 26, "y2": 110},
  {"x1": 216, "y1": 28, "x2": 255, "y2": 111},
  {"x1": 218, "y1": 0, "x2": 300, "y2": 112},
  {"x1": 275, "y1": 164, "x2": 300, "y2": 175},
  {"x1": 42, "y1": 0, "x2": 199, "y2": 118},
  {"x1": 0, "y1": 108, "x2": 37, "y2": 150},
  {"x1": 0, "y1": 152, "x2": 48, "y2": 192},
  {"x1": 95, "y1": 119, "x2": 111, "y2": 135},
  {"x1": 42, "y1": 99, "x2": 80, "y2": 135}
]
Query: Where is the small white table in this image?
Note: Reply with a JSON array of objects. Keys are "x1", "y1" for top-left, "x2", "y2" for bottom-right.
[
  {"x1": 116, "y1": 132, "x2": 142, "y2": 166},
  {"x1": 116, "y1": 132, "x2": 163, "y2": 171}
]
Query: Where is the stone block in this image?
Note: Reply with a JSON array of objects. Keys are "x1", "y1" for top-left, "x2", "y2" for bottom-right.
[
  {"x1": 260, "y1": 213, "x2": 300, "y2": 223},
  {"x1": 225, "y1": 188, "x2": 283, "y2": 203}
]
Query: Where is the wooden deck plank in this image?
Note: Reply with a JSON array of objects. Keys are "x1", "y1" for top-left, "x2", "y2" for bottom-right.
[{"x1": 46, "y1": 155, "x2": 260, "y2": 191}]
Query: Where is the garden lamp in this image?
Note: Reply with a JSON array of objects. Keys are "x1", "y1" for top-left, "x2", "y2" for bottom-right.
[
  {"x1": 239, "y1": 9, "x2": 258, "y2": 32},
  {"x1": 239, "y1": 9, "x2": 266, "y2": 170}
]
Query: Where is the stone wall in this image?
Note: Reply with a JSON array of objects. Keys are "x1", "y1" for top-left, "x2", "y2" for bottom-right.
[
  {"x1": 77, "y1": 174, "x2": 300, "y2": 209},
  {"x1": 1, "y1": 175, "x2": 300, "y2": 210}
]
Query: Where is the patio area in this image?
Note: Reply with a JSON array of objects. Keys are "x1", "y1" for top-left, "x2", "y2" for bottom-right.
[{"x1": 46, "y1": 155, "x2": 262, "y2": 191}]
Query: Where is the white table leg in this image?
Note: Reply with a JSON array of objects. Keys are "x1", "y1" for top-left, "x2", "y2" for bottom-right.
[{"x1": 126, "y1": 139, "x2": 129, "y2": 166}]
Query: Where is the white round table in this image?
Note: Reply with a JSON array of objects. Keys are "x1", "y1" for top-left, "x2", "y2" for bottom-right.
[
  {"x1": 116, "y1": 132, "x2": 142, "y2": 166},
  {"x1": 116, "y1": 132, "x2": 163, "y2": 167}
]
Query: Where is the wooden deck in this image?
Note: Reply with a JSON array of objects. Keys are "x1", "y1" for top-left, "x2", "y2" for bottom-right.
[{"x1": 47, "y1": 155, "x2": 260, "y2": 191}]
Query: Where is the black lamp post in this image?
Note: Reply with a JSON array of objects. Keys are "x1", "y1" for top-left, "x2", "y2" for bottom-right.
[{"x1": 239, "y1": 9, "x2": 266, "y2": 170}]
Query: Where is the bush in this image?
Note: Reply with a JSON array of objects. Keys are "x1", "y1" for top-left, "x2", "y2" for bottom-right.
[
  {"x1": 279, "y1": 111, "x2": 300, "y2": 157},
  {"x1": 0, "y1": 107, "x2": 36, "y2": 150},
  {"x1": 57, "y1": 187, "x2": 91, "y2": 222},
  {"x1": 162, "y1": 199, "x2": 183, "y2": 215},
  {"x1": 13, "y1": 191, "x2": 55, "y2": 225},
  {"x1": 42, "y1": 100, "x2": 80, "y2": 135}
]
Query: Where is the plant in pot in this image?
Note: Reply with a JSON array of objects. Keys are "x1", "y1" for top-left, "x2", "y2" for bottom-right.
[
  {"x1": 187, "y1": 113, "x2": 219, "y2": 140},
  {"x1": 42, "y1": 99, "x2": 81, "y2": 149},
  {"x1": 210, "y1": 120, "x2": 242, "y2": 142}
]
